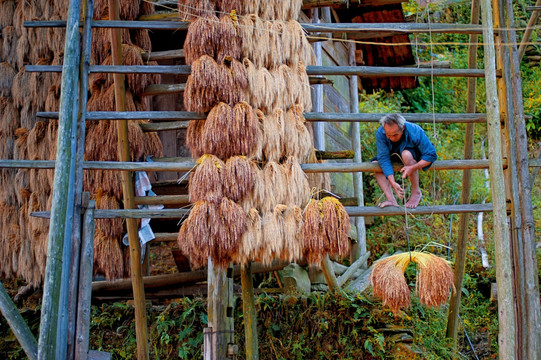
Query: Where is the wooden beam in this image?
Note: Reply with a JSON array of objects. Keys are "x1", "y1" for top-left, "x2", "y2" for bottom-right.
[
  {"x1": 0, "y1": 281, "x2": 38, "y2": 360},
  {"x1": 141, "y1": 49, "x2": 184, "y2": 61},
  {"x1": 447, "y1": 0, "x2": 480, "y2": 345},
  {"x1": 240, "y1": 264, "x2": 259, "y2": 360},
  {"x1": 479, "y1": 0, "x2": 516, "y2": 356},
  {"x1": 108, "y1": 0, "x2": 149, "y2": 357},
  {"x1": 337, "y1": 251, "x2": 370, "y2": 287},
  {"x1": 519, "y1": 0, "x2": 541, "y2": 61},
  {"x1": 141, "y1": 83, "x2": 185, "y2": 96},
  {"x1": 26, "y1": 64, "x2": 488, "y2": 78}
]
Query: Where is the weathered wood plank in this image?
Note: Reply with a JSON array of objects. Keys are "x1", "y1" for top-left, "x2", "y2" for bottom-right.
[{"x1": 241, "y1": 264, "x2": 259, "y2": 360}]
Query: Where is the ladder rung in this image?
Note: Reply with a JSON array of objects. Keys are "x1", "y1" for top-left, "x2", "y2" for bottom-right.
[
  {"x1": 30, "y1": 203, "x2": 494, "y2": 220},
  {"x1": 0, "y1": 159, "x2": 495, "y2": 172},
  {"x1": 36, "y1": 111, "x2": 488, "y2": 124},
  {"x1": 23, "y1": 20, "x2": 484, "y2": 35},
  {"x1": 25, "y1": 65, "x2": 487, "y2": 78}
]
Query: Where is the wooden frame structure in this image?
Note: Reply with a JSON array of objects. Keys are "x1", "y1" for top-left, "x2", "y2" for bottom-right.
[{"x1": 0, "y1": 0, "x2": 540, "y2": 359}]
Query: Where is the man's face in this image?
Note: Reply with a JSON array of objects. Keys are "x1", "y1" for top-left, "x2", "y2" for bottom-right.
[{"x1": 383, "y1": 123, "x2": 403, "y2": 143}]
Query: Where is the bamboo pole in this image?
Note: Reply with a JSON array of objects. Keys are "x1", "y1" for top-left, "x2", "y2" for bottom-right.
[
  {"x1": 37, "y1": 0, "x2": 82, "y2": 357},
  {"x1": 479, "y1": 0, "x2": 516, "y2": 356},
  {"x1": 67, "y1": 1, "x2": 94, "y2": 357},
  {"x1": 74, "y1": 199, "x2": 96, "y2": 360},
  {"x1": 26, "y1": 64, "x2": 489, "y2": 78},
  {"x1": 337, "y1": 251, "x2": 370, "y2": 287},
  {"x1": 0, "y1": 282, "x2": 38, "y2": 360},
  {"x1": 446, "y1": 0, "x2": 480, "y2": 345},
  {"x1": 108, "y1": 0, "x2": 149, "y2": 358},
  {"x1": 504, "y1": 0, "x2": 541, "y2": 356},
  {"x1": 518, "y1": 0, "x2": 541, "y2": 61},
  {"x1": 240, "y1": 264, "x2": 259, "y2": 360},
  {"x1": 348, "y1": 41, "x2": 367, "y2": 263}
]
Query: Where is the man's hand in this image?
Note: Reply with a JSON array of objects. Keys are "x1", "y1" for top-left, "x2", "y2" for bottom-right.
[
  {"x1": 387, "y1": 176, "x2": 404, "y2": 199},
  {"x1": 400, "y1": 164, "x2": 417, "y2": 179}
]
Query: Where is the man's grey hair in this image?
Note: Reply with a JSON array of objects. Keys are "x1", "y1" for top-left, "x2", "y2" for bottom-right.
[{"x1": 379, "y1": 113, "x2": 406, "y2": 130}]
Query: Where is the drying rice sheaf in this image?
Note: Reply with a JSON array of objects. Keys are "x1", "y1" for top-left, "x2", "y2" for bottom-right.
[
  {"x1": 201, "y1": 102, "x2": 233, "y2": 158},
  {"x1": 370, "y1": 252, "x2": 455, "y2": 314},
  {"x1": 186, "y1": 120, "x2": 205, "y2": 158},
  {"x1": 45, "y1": 84, "x2": 61, "y2": 112},
  {"x1": 223, "y1": 156, "x2": 254, "y2": 202},
  {"x1": 93, "y1": 228, "x2": 124, "y2": 280},
  {"x1": 11, "y1": 69, "x2": 31, "y2": 109},
  {"x1": 1, "y1": 97, "x2": 19, "y2": 137},
  {"x1": 131, "y1": 29, "x2": 152, "y2": 55},
  {"x1": 320, "y1": 197, "x2": 350, "y2": 257},
  {"x1": 94, "y1": 0, "x2": 139, "y2": 22},
  {"x1": 301, "y1": 199, "x2": 325, "y2": 265},
  {"x1": 90, "y1": 27, "x2": 132, "y2": 66},
  {"x1": 94, "y1": 188, "x2": 124, "y2": 239},
  {"x1": 27, "y1": 121, "x2": 48, "y2": 161},
  {"x1": 261, "y1": 210, "x2": 280, "y2": 264},
  {"x1": 280, "y1": 205, "x2": 303, "y2": 262},
  {"x1": 184, "y1": 15, "x2": 219, "y2": 65},
  {"x1": 178, "y1": 0, "x2": 215, "y2": 21},
  {"x1": 231, "y1": 101, "x2": 258, "y2": 156},
  {"x1": 240, "y1": 160, "x2": 264, "y2": 213},
  {"x1": 177, "y1": 201, "x2": 216, "y2": 269},
  {"x1": 284, "y1": 105, "x2": 313, "y2": 161},
  {"x1": 14, "y1": 128, "x2": 28, "y2": 160},
  {"x1": 283, "y1": 156, "x2": 310, "y2": 208},
  {"x1": 2, "y1": 26, "x2": 18, "y2": 67},
  {"x1": 262, "y1": 109, "x2": 284, "y2": 162},
  {"x1": 216, "y1": 15, "x2": 241, "y2": 64},
  {"x1": 262, "y1": 161, "x2": 287, "y2": 212},
  {"x1": 14, "y1": 170, "x2": 29, "y2": 206},
  {"x1": 0, "y1": 62, "x2": 16, "y2": 97},
  {"x1": 189, "y1": 154, "x2": 225, "y2": 204},
  {"x1": 213, "y1": 197, "x2": 246, "y2": 267},
  {"x1": 235, "y1": 207, "x2": 263, "y2": 265}
]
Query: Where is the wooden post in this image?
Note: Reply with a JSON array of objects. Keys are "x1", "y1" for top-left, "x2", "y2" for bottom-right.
[
  {"x1": 479, "y1": 0, "x2": 516, "y2": 357},
  {"x1": 74, "y1": 199, "x2": 96, "y2": 360},
  {"x1": 504, "y1": 0, "x2": 541, "y2": 356},
  {"x1": 348, "y1": 41, "x2": 367, "y2": 263},
  {"x1": 37, "y1": 0, "x2": 82, "y2": 358},
  {"x1": 108, "y1": 0, "x2": 150, "y2": 359},
  {"x1": 206, "y1": 259, "x2": 234, "y2": 360},
  {"x1": 240, "y1": 264, "x2": 259, "y2": 360},
  {"x1": 311, "y1": 8, "x2": 325, "y2": 149},
  {"x1": 446, "y1": 0, "x2": 480, "y2": 346},
  {"x1": 517, "y1": 0, "x2": 541, "y2": 61},
  {"x1": 0, "y1": 282, "x2": 38, "y2": 360}
]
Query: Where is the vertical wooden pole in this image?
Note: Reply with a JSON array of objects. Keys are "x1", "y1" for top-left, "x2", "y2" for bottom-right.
[
  {"x1": 108, "y1": 0, "x2": 149, "y2": 359},
  {"x1": 446, "y1": 0, "x2": 479, "y2": 345},
  {"x1": 517, "y1": 0, "x2": 541, "y2": 61},
  {"x1": 348, "y1": 42, "x2": 367, "y2": 263},
  {"x1": 241, "y1": 264, "x2": 259, "y2": 360},
  {"x1": 480, "y1": 0, "x2": 516, "y2": 357},
  {"x1": 504, "y1": 0, "x2": 541, "y2": 357},
  {"x1": 37, "y1": 0, "x2": 82, "y2": 358},
  {"x1": 311, "y1": 8, "x2": 325, "y2": 149},
  {"x1": 206, "y1": 258, "x2": 233, "y2": 360},
  {"x1": 0, "y1": 282, "x2": 38, "y2": 360},
  {"x1": 74, "y1": 198, "x2": 96, "y2": 360},
  {"x1": 67, "y1": 0, "x2": 94, "y2": 358}
]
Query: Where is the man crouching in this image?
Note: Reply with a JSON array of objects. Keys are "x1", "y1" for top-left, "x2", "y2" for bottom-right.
[{"x1": 373, "y1": 114, "x2": 437, "y2": 209}]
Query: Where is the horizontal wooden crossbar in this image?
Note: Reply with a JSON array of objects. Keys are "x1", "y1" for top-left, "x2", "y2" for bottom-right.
[
  {"x1": 36, "y1": 111, "x2": 487, "y2": 124},
  {"x1": 23, "y1": 20, "x2": 483, "y2": 34},
  {"x1": 25, "y1": 65, "x2": 487, "y2": 77},
  {"x1": 0, "y1": 159, "x2": 497, "y2": 172},
  {"x1": 30, "y1": 203, "x2": 494, "y2": 220}
]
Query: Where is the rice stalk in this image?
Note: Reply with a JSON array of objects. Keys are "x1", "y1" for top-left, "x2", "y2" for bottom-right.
[
  {"x1": 93, "y1": 229, "x2": 124, "y2": 280},
  {"x1": 414, "y1": 252, "x2": 455, "y2": 308},
  {"x1": 178, "y1": 0, "x2": 215, "y2": 21},
  {"x1": 223, "y1": 156, "x2": 254, "y2": 202},
  {"x1": 252, "y1": 110, "x2": 265, "y2": 160},
  {"x1": 45, "y1": 84, "x2": 61, "y2": 112},
  {"x1": 94, "y1": 188, "x2": 124, "y2": 239},
  {"x1": 94, "y1": 0, "x2": 139, "y2": 21},
  {"x1": 288, "y1": 0, "x2": 303, "y2": 20},
  {"x1": 184, "y1": 15, "x2": 219, "y2": 65},
  {"x1": 283, "y1": 156, "x2": 310, "y2": 208},
  {"x1": 302, "y1": 198, "x2": 324, "y2": 265},
  {"x1": 232, "y1": 102, "x2": 258, "y2": 156},
  {"x1": 280, "y1": 205, "x2": 303, "y2": 262},
  {"x1": 186, "y1": 120, "x2": 205, "y2": 158},
  {"x1": 238, "y1": 15, "x2": 254, "y2": 58},
  {"x1": 370, "y1": 254, "x2": 411, "y2": 314},
  {"x1": 243, "y1": 160, "x2": 264, "y2": 211},
  {"x1": 262, "y1": 161, "x2": 286, "y2": 212},
  {"x1": 321, "y1": 197, "x2": 350, "y2": 258},
  {"x1": 26, "y1": 121, "x2": 48, "y2": 160},
  {"x1": 285, "y1": 20, "x2": 303, "y2": 65},
  {"x1": 267, "y1": 21, "x2": 284, "y2": 69},
  {"x1": 258, "y1": 0, "x2": 274, "y2": 20},
  {"x1": 214, "y1": 197, "x2": 246, "y2": 268},
  {"x1": 230, "y1": 58, "x2": 248, "y2": 103},
  {"x1": 301, "y1": 35, "x2": 317, "y2": 66},
  {"x1": 306, "y1": 150, "x2": 331, "y2": 194},
  {"x1": 201, "y1": 102, "x2": 233, "y2": 159},
  {"x1": 235, "y1": 207, "x2": 262, "y2": 265},
  {"x1": 262, "y1": 109, "x2": 284, "y2": 162},
  {"x1": 260, "y1": 210, "x2": 280, "y2": 264},
  {"x1": 189, "y1": 154, "x2": 225, "y2": 204},
  {"x1": 296, "y1": 61, "x2": 312, "y2": 111},
  {"x1": 142, "y1": 130, "x2": 164, "y2": 159},
  {"x1": 251, "y1": 16, "x2": 269, "y2": 68},
  {"x1": 0, "y1": 62, "x2": 16, "y2": 97},
  {"x1": 216, "y1": 14, "x2": 241, "y2": 63}
]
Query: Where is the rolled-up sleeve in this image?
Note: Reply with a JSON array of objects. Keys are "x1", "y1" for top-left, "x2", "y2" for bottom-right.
[{"x1": 376, "y1": 128, "x2": 394, "y2": 178}]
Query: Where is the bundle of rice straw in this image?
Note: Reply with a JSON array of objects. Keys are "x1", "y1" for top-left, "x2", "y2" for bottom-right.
[
  {"x1": 178, "y1": 0, "x2": 215, "y2": 21},
  {"x1": 223, "y1": 156, "x2": 254, "y2": 202},
  {"x1": 260, "y1": 209, "x2": 281, "y2": 264},
  {"x1": 216, "y1": 15, "x2": 241, "y2": 64},
  {"x1": 231, "y1": 102, "x2": 258, "y2": 156},
  {"x1": 201, "y1": 102, "x2": 233, "y2": 158},
  {"x1": 240, "y1": 160, "x2": 264, "y2": 213},
  {"x1": 188, "y1": 154, "x2": 225, "y2": 204},
  {"x1": 94, "y1": 188, "x2": 124, "y2": 239},
  {"x1": 94, "y1": 0, "x2": 139, "y2": 21},
  {"x1": 296, "y1": 62, "x2": 312, "y2": 112},
  {"x1": 261, "y1": 161, "x2": 287, "y2": 212},
  {"x1": 93, "y1": 229, "x2": 124, "y2": 280},
  {"x1": 186, "y1": 120, "x2": 205, "y2": 158},
  {"x1": 280, "y1": 205, "x2": 303, "y2": 262},
  {"x1": 177, "y1": 200, "x2": 216, "y2": 269},
  {"x1": 184, "y1": 15, "x2": 219, "y2": 65},
  {"x1": 262, "y1": 109, "x2": 284, "y2": 162},
  {"x1": 213, "y1": 197, "x2": 246, "y2": 267},
  {"x1": 283, "y1": 156, "x2": 310, "y2": 208},
  {"x1": 216, "y1": 0, "x2": 241, "y2": 14},
  {"x1": 90, "y1": 27, "x2": 132, "y2": 67},
  {"x1": 284, "y1": 104, "x2": 313, "y2": 162},
  {"x1": 369, "y1": 252, "x2": 455, "y2": 314},
  {"x1": 234, "y1": 207, "x2": 263, "y2": 265},
  {"x1": 250, "y1": 15, "x2": 270, "y2": 68},
  {"x1": 267, "y1": 21, "x2": 285, "y2": 69},
  {"x1": 302, "y1": 197, "x2": 350, "y2": 265}
]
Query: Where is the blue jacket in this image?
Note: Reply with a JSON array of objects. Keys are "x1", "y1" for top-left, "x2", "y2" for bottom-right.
[{"x1": 376, "y1": 122, "x2": 437, "y2": 178}]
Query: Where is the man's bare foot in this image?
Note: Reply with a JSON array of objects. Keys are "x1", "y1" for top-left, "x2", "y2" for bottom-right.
[
  {"x1": 405, "y1": 191, "x2": 422, "y2": 208},
  {"x1": 378, "y1": 200, "x2": 399, "y2": 208}
]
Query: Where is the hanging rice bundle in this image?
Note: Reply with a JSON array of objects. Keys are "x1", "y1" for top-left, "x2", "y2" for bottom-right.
[
  {"x1": 287, "y1": 0, "x2": 303, "y2": 21},
  {"x1": 186, "y1": 120, "x2": 205, "y2": 158},
  {"x1": 292, "y1": 104, "x2": 313, "y2": 162},
  {"x1": 284, "y1": 20, "x2": 304, "y2": 65},
  {"x1": 262, "y1": 109, "x2": 284, "y2": 162},
  {"x1": 232, "y1": 102, "x2": 258, "y2": 156},
  {"x1": 84, "y1": 121, "x2": 109, "y2": 161},
  {"x1": 260, "y1": 210, "x2": 280, "y2": 264},
  {"x1": 216, "y1": 14, "x2": 241, "y2": 63},
  {"x1": 177, "y1": 200, "x2": 216, "y2": 269},
  {"x1": 267, "y1": 21, "x2": 284, "y2": 69},
  {"x1": 235, "y1": 208, "x2": 263, "y2": 265},
  {"x1": 296, "y1": 61, "x2": 312, "y2": 112},
  {"x1": 2, "y1": 26, "x2": 18, "y2": 67},
  {"x1": 243, "y1": 58, "x2": 258, "y2": 107},
  {"x1": 94, "y1": 0, "x2": 140, "y2": 21},
  {"x1": 415, "y1": 253, "x2": 455, "y2": 307},
  {"x1": 301, "y1": 199, "x2": 325, "y2": 265},
  {"x1": 251, "y1": 110, "x2": 265, "y2": 161},
  {"x1": 94, "y1": 188, "x2": 124, "y2": 239},
  {"x1": 254, "y1": 67, "x2": 276, "y2": 112},
  {"x1": 230, "y1": 59, "x2": 249, "y2": 102},
  {"x1": 103, "y1": 118, "x2": 146, "y2": 161},
  {"x1": 241, "y1": 160, "x2": 264, "y2": 212},
  {"x1": 0, "y1": 97, "x2": 19, "y2": 137},
  {"x1": 93, "y1": 229, "x2": 125, "y2": 280},
  {"x1": 184, "y1": 55, "x2": 222, "y2": 112},
  {"x1": 142, "y1": 130, "x2": 164, "y2": 159},
  {"x1": 320, "y1": 197, "x2": 350, "y2": 258},
  {"x1": 238, "y1": 15, "x2": 254, "y2": 58},
  {"x1": 223, "y1": 156, "x2": 254, "y2": 202},
  {"x1": 11, "y1": 69, "x2": 31, "y2": 109},
  {"x1": 301, "y1": 35, "x2": 317, "y2": 67},
  {"x1": 45, "y1": 84, "x2": 61, "y2": 112},
  {"x1": 278, "y1": 64, "x2": 300, "y2": 110},
  {"x1": 280, "y1": 205, "x2": 303, "y2": 262},
  {"x1": 216, "y1": 0, "x2": 241, "y2": 13},
  {"x1": 184, "y1": 15, "x2": 219, "y2": 65},
  {"x1": 257, "y1": 0, "x2": 274, "y2": 21},
  {"x1": 213, "y1": 197, "x2": 246, "y2": 267},
  {"x1": 14, "y1": 128, "x2": 29, "y2": 160},
  {"x1": 370, "y1": 252, "x2": 455, "y2": 314},
  {"x1": 250, "y1": 16, "x2": 270, "y2": 68},
  {"x1": 189, "y1": 154, "x2": 225, "y2": 204},
  {"x1": 27, "y1": 121, "x2": 48, "y2": 161},
  {"x1": 201, "y1": 102, "x2": 233, "y2": 158},
  {"x1": 261, "y1": 161, "x2": 287, "y2": 212},
  {"x1": 90, "y1": 27, "x2": 132, "y2": 67},
  {"x1": 178, "y1": 0, "x2": 215, "y2": 21},
  {"x1": 131, "y1": 28, "x2": 152, "y2": 55},
  {"x1": 283, "y1": 156, "x2": 310, "y2": 207},
  {"x1": 0, "y1": 62, "x2": 16, "y2": 97}
]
